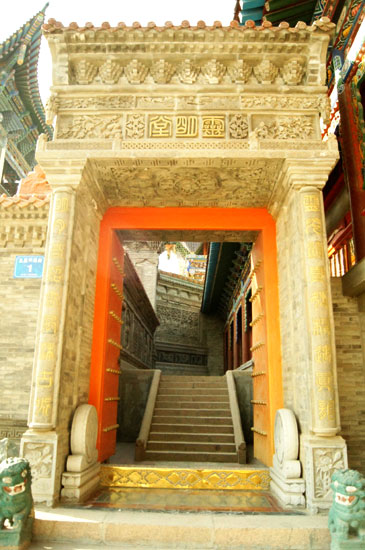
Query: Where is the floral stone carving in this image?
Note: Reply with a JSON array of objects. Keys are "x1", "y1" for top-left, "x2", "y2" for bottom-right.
[
  {"x1": 281, "y1": 58, "x2": 306, "y2": 86},
  {"x1": 124, "y1": 59, "x2": 148, "y2": 84},
  {"x1": 229, "y1": 115, "x2": 248, "y2": 139},
  {"x1": 73, "y1": 59, "x2": 98, "y2": 84},
  {"x1": 99, "y1": 59, "x2": 123, "y2": 84},
  {"x1": 57, "y1": 115, "x2": 123, "y2": 139},
  {"x1": 328, "y1": 469, "x2": 365, "y2": 549},
  {"x1": 253, "y1": 59, "x2": 279, "y2": 84},
  {"x1": 253, "y1": 117, "x2": 313, "y2": 140},
  {"x1": 176, "y1": 59, "x2": 200, "y2": 84},
  {"x1": 0, "y1": 457, "x2": 33, "y2": 549},
  {"x1": 150, "y1": 60, "x2": 175, "y2": 84},
  {"x1": 125, "y1": 115, "x2": 145, "y2": 139}
]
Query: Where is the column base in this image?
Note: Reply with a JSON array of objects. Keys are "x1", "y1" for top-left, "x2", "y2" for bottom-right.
[
  {"x1": 61, "y1": 462, "x2": 100, "y2": 502},
  {"x1": 301, "y1": 434, "x2": 347, "y2": 513},
  {"x1": 270, "y1": 468, "x2": 305, "y2": 506},
  {"x1": 20, "y1": 429, "x2": 68, "y2": 506}
]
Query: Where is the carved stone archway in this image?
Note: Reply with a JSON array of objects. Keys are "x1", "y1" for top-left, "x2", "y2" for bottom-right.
[{"x1": 21, "y1": 18, "x2": 347, "y2": 509}]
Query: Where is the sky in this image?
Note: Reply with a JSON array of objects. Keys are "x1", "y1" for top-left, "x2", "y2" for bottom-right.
[{"x1": 1, "y1": 0, "x2": 235, "y2": 102}]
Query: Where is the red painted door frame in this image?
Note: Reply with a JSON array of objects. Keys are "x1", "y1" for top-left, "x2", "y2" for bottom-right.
[{"x1": 89, "y1": 207, "x2": 283, "y2": 465}]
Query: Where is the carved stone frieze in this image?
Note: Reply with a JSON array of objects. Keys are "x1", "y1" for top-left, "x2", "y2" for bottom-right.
[
  {"x1": 281, "y1": 58, "x2": 305, "y2": 86},
  {"x1": 253, "y1": 116, "x2": 314, "y2": 140},
  {"x1": 73, "y1": 59, "x2": 98, "y2": 85},
  {"x1": 150, "y1": 60, "x2": 175, "y2": 84},
  {"x1": 57, "y1": 115, "x2": 123, "y2": 139},
  {"x1": 201, "y1": 59, "x2": 226, "y2": 84},
  {"x1": 124, "y1": 59, "x2": 148, "y2": 84},
  {"x1": 176, "y1": 59, "x2": 200, "y2": 84},
  {"x1": 227, "y1": 60, "x2": 252, "y2": 83},
  {"x1": 99, "y1": 59, "x2": 123, "y2": 84},
  {"x1": 93, "y1": 160, "x2": 282, "y2": 208},
  {"x1": 55, "y1": 112, "x2": 317, "y2": 143},
  {"x1": 253, "y1": 59, "x2": 279, "y2": 84}
]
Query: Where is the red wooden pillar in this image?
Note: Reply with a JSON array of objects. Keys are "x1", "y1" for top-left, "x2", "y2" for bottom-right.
[{"x1": 339, "y1": 83, "x2": 365, "y2": 262}]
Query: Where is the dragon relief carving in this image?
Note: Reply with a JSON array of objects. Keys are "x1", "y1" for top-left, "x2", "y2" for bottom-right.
[
  {"x1": 253, "y1": 116, "x2": 314, "y2": 139},
  {"x1": 57, "y1": 115, "x2": 123, "y2": 139}
]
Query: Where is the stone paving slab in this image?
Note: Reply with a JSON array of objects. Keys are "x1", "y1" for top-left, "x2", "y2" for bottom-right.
[{"x1": 32, "y1": 506, "x2": 331, "y2": 550}]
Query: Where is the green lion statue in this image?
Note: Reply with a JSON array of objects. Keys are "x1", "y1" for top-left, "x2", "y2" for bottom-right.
[
  {"x1": 0, "y1": 457, "x2": 34, "y2": 549},
  {"x1": 329, "y1": 469, "x2": 365, "y2": 549}
]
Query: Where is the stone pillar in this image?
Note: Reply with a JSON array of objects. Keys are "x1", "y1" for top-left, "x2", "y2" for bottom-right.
[
  {"x1": 21, "y1": 185, "x2": 76, "y2": 504},
  {"x1": 299, "y1": 186, "x2": 340, "y2": 437},
  {"x1": 275, "y1": 160, "x2": 348, "y2": 511}
]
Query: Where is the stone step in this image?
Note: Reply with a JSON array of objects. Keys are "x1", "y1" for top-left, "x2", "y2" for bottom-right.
[
  {"x1": 161, "y1": 375, "x2": 223, "y2": 380},
  {"x1": 158, "y1": 388, "x2": 229, "y2": 396},
  {"x1": 155, "y1": 400, "x2": 231, "y2": 409},
  {"x1": 152, "y1": 415, "x2": 234, "y2": 425},
  {"x1": 159, "y1": 380, "x2": 226, "y2": 387},
  {"x1": 32, "y1": 507, "x2": 331, "y2": 550},
  {"x1": 150, "y1": 422, "x2": 234, "y2": 433},
  {"x1": 147, "y1": 440, "x2": 237, "y2": 453},
  {"x1": 144, "y1": 449, "x2": 238, "y2": 462},
  {"x1": 148, "y1": 431, "x2": 235, "y2": 443},
  {"x1": 153, "y1": 408, "x2": 232, "y2": 417}
]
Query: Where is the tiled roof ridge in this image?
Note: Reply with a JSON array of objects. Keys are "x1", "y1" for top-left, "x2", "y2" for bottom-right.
[
  {"x1": 0, "y1": 3, "x2": 49, "y2": 58},
  {"x1": 42, "y1": 16, "x2": 335, "y2": 34},
  {"x1": 0, "y1": 194, "x2": 50, "y2": 208}
]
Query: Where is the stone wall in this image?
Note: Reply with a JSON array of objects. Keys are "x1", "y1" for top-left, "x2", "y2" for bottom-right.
[
  {"x1": 331, "y1": 278, "x2": 365, "y2": 474},
  {"x1": 117, "y1": 369, "x2": 154, "y2": 442},
  {"x1": 120, "y1": 253, "x2": 159, "y2": 370},
  {"x1": 0, "y1": 195, "x2": 49, "y2": 448},
  {"x1": 155, "y1": 271, "x2": 224, "y2": 376}
]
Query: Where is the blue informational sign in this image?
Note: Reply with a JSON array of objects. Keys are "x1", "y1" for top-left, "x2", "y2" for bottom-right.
[{"x1": 14, "y1": 256, "x2": 44, "y2": 279}]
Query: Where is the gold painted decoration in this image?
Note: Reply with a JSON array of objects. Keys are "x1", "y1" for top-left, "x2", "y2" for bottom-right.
[{"x1": 100, "y1": 465, "x2": 270, "y2": 491}]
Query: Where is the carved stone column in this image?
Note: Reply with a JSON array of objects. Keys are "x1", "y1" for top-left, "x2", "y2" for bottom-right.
[
  {"x1": 274, "y1": 160, "x2": 348, "y2": 511},
  {"x1": 21, "y1": 185, "x2": 76, "y2": 504}
]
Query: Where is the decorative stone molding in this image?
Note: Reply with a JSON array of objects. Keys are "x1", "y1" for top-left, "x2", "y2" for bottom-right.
[
  {"x1": 176, "y1": 59, "x2": 200, "y2": 84},
  {"x1": 124, "y1": 59, "x2": 148, "y2": 84},
  {"x1": 73, "y1": 59, "x2": 98, "y2": 85},
  {"x1": 281, "y1": 58, "x2": 306, "y2": 85},
  {"x1": 99, "y1": 59, "x2": 123, "y2": 84},
  {"x1": 0, "y1": 195, "x2": 50, "y2": 248},
  {"x1": 61, "y1": 404, "x2": 100, "y2": 502},
  {"x1": 270, "y1": 409, "x2": 305, "y2": 506},
  {"x1": 201, "y1": 59, "x2": 226, "y2": 84},
  {"x1": 253, "y1": 60, "x2": 279, "y2": 84},
  {"x1": 227, "y1": 60, "x2": 252, "y2": 83},
  {"x1": 150, "y1": 60, "x2": 175, "y2": 84}
]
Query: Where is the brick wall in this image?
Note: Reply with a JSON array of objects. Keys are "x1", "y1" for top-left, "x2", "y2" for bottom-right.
[
  {"x1": 331, "y1": 278, "x2": 365, "y2": 474},
  {"x1": 0, "y1": 248, "x2": 43, "y2": 444}
]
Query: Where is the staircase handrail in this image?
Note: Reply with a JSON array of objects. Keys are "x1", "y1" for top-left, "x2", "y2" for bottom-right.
[
  {"x1": 226, "y1": 370, "x2": 246, "y2": 464},
  {"x1": 135, "y1": 369, "x2": 161, "y2": 461}
]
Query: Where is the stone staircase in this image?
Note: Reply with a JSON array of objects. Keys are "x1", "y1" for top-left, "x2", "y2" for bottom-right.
[
  {"x1": 155, "y1": 362, "x2": 209, "y2": 376},
  {"x1": 144, "y1": 375, "x2": 239, "y2": 463}
]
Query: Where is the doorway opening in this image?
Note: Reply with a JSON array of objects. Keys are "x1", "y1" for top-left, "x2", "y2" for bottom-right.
[{"x1": 89, "y1": 207, "x2": 283, "y2": 469}]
